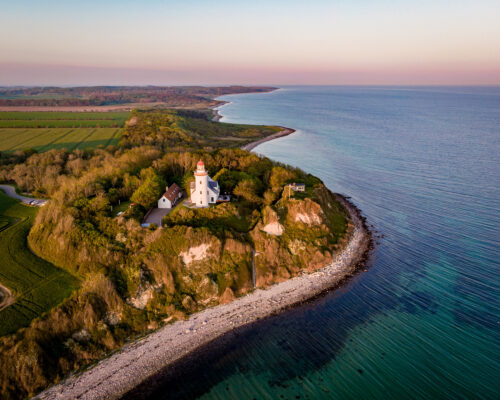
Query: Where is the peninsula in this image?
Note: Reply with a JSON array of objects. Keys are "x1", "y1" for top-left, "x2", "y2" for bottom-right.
[{"x1": 0, "y1": 88, "x2": 371, "y2": 399}]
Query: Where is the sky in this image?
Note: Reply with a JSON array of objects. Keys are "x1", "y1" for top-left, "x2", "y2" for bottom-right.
[{"x1": 1, "y1": 0, "x2": 499, "y2": 86}]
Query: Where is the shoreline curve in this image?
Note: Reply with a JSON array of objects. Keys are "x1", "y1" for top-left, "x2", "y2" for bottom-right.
[
  {"x1": 241, "y1": 127, "x2": 296, "y2": 151},
  {"x1": 35, "y1": 192, "x2": 371, "y2": 400}
]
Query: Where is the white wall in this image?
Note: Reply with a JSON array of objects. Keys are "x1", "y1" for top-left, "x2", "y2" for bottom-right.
[{"x1": 158, "y1": 196, "x2": 172, "y2": 209}]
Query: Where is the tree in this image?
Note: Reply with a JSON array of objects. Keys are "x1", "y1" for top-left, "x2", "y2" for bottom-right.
[
  {"x1": 269, "y1": 166, "x2": 296, "y2": 193},
  {"x1": 130, "y1": 170, "x2": 166, "y2": 209},
  {"x1": 234, "y1": 179, "x2": 262, "y2": 204}
]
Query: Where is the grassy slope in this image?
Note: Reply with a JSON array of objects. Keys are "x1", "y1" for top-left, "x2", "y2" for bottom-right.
[{"x1": 0, "y1": 191, "x2": 79, "y2": 336}]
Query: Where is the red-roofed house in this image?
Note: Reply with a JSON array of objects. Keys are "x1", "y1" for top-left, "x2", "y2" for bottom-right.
[{"x1": 158, "y1": 183, "x2": 182, "y2": 209}]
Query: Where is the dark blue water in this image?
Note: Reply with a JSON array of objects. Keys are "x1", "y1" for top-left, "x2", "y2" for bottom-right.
[{"x1": 151, "y1": 87, "x2": 500, "y2": 399}]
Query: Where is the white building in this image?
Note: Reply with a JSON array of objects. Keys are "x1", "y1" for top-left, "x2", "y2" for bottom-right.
[
  {"x1": 158, "y1": 183, "x2": 182, "y2": 209},
  {"x1": 190, "y1": 160, "x2": 219, "y2": 207},
  {"x1": 287, "y1": 182, "x2": 306, "y2": 192}
]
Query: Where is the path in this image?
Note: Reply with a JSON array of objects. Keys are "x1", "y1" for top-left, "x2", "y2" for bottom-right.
[
  {"x1": 0, "y1": 282, "x2": 13, "y2": 311},
  {"x1": 0, "y1": 185, "x2": 47, "y2": 206},
  {"x1": 143, "y1": 208, "x2": 172, "y2": 227}
]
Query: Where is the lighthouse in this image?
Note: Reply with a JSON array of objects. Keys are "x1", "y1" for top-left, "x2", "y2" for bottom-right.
[{"x1": 190, "y1": 159, "x2": 220, "y2": 207}]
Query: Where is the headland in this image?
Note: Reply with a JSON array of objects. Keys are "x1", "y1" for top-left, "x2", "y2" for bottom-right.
[{"x1": 35, "y1": 190, "x2": 371, "y2": 400}]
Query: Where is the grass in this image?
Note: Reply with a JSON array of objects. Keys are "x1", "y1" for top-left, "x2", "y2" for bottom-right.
[
  {"x1": 0, "y1": 120, "x2": 125, "y2": 128},
  {"x1": 112, "y1": 200, "x2": 132, "y2": 216},
  {"x1": 0, "y1": 191, "x2": 79, "y2": 336},
  {"x1": 0, "y1": 111, "x2": 128, "y2": 123}
]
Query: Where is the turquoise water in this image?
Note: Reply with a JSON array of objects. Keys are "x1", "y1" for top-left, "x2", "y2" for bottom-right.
[{"x1": 139, "y1": 87, "x2": 500, "y2": 399}]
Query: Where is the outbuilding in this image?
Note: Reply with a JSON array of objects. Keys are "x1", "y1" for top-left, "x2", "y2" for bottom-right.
[
  {"x1": 287, "y1": 182, "x2": 306, "y2": 192},
  {"x1": 158, "y1": 183, "x2": 182, "y2": 209}
]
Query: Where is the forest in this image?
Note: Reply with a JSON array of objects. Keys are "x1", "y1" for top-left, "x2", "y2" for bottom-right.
[{"x1": 0, "y1": 109, "x2": 349, "y2": 399}]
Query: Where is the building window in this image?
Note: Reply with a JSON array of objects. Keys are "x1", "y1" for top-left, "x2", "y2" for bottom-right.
[
  {"x1": 200, "y1": 191, "x2": 202, "y2": 194},
  {"x1": 199, "y1": 181, "x2": 202, "y2": 184},
  {"x1": 211, "y1": 197, "x2": 214, "y2": 202},
  {"x1": 163, "y1": 199, "x2": 165, "y2": 202},
  {"x1": 200, "y1": 200, "x2": 202, "y2": 204}
]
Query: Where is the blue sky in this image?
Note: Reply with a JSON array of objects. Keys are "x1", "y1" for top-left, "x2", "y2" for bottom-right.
[{"x1": 1, "y1": 0, "x2": 499, "y2": 85}]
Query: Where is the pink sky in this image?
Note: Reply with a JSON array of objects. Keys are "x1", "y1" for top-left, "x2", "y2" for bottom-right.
[{"x1": 1, "y1": 1, "x2": 499, "y2": 85}]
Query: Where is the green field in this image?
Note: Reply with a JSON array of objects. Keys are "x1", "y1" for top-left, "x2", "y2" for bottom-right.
[
  {"x1": 0, "y1": 127, "x2": 123, "y2": 152},
  {"x1": 0, "y1": 191, "x2": 79, "y2": 336},
  {"x1": 0, "y1": 111, "x2": 128, "y2": 125},
  {"x1": 0, "y1": 111, "x2": 128, "y2": 152}
]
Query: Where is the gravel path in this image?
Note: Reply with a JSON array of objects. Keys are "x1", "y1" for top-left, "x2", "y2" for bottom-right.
[
  {"x1": 0, "y1": 184, "x2": 47, "y2": 206},
  {"x1": 34, "y1": 194, "x2": 370, "y2": 400}
]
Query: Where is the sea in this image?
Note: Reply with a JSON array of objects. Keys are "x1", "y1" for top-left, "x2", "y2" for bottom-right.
[{"x1": 145, "y1": 86, "x2": 500, "y2": 399}]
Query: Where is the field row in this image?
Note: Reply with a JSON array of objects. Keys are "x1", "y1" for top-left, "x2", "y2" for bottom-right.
[
  {"x1": 0, "y1": 128, "x2": 122, "y2": 152},
  {"x1": 0, "y1": 111, "x2": 129, "y2": 120},
  {"x1": 0, "y1": 120, "x2": 125, "y2": 128}
]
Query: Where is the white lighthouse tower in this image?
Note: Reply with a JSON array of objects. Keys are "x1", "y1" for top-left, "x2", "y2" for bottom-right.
[{"x1": 190, "y1": 159, "x2": 220, "y2": 207}]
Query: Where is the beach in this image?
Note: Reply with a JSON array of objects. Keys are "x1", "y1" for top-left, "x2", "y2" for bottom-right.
[
  {"x1": 35, "y1": 191, "x2": 370, "y2": 400},
  {"x1": 241, "y1": 127, "x2": 296, "y2": 151}
]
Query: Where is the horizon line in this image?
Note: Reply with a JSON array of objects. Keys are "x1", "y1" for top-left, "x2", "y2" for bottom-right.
[{"x1": 1, "y1": 84, "x2": 500, "y2": 88}]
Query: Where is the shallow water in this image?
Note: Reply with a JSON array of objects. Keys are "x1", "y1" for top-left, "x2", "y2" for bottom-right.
[{"x1": 147, "y1": 86, "x2": 500, "y2": 399}]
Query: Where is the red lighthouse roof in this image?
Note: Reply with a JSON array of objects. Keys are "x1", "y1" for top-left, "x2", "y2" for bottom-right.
[{"x1": 197, "y1": 159, "x2": 204, "y2": 166}]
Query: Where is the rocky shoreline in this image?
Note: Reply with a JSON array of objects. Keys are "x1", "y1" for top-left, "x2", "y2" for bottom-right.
[{"x1": 34, "y1": 192, "x2": 371, "y2": 400}]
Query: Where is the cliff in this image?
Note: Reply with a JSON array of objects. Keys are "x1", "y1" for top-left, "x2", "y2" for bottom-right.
[{"x1": 0, "y1": 146, "x2": 349, "y2": 399}]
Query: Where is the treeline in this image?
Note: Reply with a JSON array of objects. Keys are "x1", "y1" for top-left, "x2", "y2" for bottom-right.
[{"x1": 0, "y1": 86, "x2": 276, "y2": 107}]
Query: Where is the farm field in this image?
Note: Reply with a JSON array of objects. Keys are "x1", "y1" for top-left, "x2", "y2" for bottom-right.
[
  {"x1": 0, "y1": 111, "x2": 128, "y2": 126},
  {"x1": 0, "y1": 191, "x2": 79, "y2": 336},
  {"x1": 0, "y1": 127, "x2": 123, "y2": 152},
  {"x1": 0, "y1": 111, "x2": 128, "y2": 152}
]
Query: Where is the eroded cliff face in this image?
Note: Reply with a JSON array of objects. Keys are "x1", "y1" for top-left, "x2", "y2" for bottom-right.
[
  {"x1": 28, "y1": 183, "x2": 347, "y2": 317},
  {"x1": 250, "y1": 187, "x2": 347, "y2": 287},
  {"x1": 129, "y1": 185, "x2": 348, "y2": 311},
  {"x1": 138, "y1": 226, "x2": 253, "y2": 313}
]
